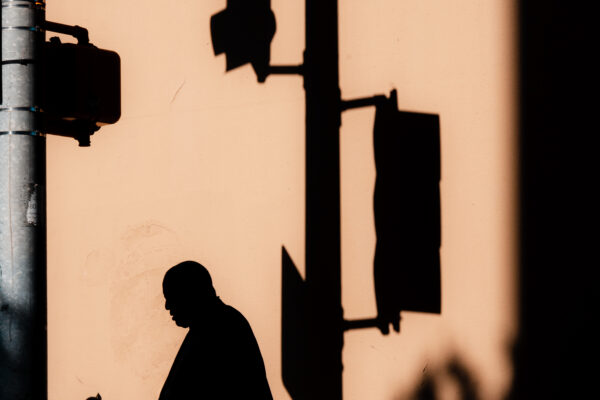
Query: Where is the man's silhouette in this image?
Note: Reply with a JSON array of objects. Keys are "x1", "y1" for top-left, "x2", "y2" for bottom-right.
[{"x1": 159, "y1": 261, "x2": 273, "y2": 399}]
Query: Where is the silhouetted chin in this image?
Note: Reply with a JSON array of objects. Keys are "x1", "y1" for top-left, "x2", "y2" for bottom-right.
[{"x1": 172, "y1": 316, "x2": 191, "y2": 328}]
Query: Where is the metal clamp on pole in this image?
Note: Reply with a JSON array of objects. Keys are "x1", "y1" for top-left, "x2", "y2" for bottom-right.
[{"x1": 0, "y1": 0, "x2": 46, "y2": 137}]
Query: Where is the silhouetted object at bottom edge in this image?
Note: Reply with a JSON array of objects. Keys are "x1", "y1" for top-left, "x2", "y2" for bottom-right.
[{"x1": 159, "y1": 261, "x2": 273, "y2": 400}]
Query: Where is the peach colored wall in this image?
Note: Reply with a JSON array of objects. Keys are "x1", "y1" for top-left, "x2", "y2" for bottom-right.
[{"x1": 46, "y1": 1, "x2": 516, "y2": 399}]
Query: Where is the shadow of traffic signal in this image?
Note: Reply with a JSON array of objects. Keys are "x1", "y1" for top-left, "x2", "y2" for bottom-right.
[
  {"x1": 211, "y1": 0, "x2": 276, "y2": 82},
  {"x1": 373, "y1": 90, "x2": 441, "y2": 334}
]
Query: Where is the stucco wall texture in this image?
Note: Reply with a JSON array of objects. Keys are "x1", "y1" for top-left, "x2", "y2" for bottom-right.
[{"x1": 45, "y1": 1, "x2": 516, "y2": 399}]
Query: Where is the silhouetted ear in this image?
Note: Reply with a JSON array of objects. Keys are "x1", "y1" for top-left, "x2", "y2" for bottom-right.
[{"x1": 86, "y1": 393, "x2": 101, "y2": 400}]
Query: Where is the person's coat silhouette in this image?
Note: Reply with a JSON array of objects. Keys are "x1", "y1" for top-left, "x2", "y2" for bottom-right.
[{"x1": 159, "y1": 261, "x2": 273, "y2": 399}]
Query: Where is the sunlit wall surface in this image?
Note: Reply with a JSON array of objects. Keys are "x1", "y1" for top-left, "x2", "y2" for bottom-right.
[{"x1": 46, "y1": 1, "x2": 516, "y2": 399}]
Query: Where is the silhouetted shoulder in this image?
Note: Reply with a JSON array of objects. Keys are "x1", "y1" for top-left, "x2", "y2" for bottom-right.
[
  {"x1": 160, "y1": 302, "x2": 272, "y2": 399},
  {"x1": 212, "y1": 303, "x2": 273, "y2": 399}
]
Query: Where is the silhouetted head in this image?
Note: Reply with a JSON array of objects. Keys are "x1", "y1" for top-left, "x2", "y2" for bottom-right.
[{"x1": 163, "y1": 261, "x2": 218, "y2": 328}]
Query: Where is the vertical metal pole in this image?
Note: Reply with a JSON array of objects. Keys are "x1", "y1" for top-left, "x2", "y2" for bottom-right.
[
  {"x1": 0, "y1": 1, "x2": 47, "y2": 399},
  {"x1": 304, "y1": 0, "x2": 343, "y2": 398}
]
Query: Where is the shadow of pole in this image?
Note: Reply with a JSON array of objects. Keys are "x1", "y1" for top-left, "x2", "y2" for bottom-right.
[
  {"x1": 281, "y1": 2, "x2": 344, "y2": 399},
  {"x1": 282, "y1": 0, "x2": 443, "y2": 397},
  {"x1": 281, "y1": 1, "x2": 441, "y2": 398}
]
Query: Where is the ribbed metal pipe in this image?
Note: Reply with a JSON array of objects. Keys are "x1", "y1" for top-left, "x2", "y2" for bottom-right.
[{"x1": 0, "y1": 1, "x2": 47, "y2": 399}]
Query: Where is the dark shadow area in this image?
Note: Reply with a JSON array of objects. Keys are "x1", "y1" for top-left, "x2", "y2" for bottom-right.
[
  {"x1": 277, "y1": 2, "x2": 345, "y2": 398},
  {"x1": 511, "y1": 2, "x2": 598, "y2": 399},
  {"x1": 0, "y1": 292, "x2": 47, "y2": 400},
  {"x1": 158, "y1": 261, "x2": 272, "y2": 400},
  {"x1": 281, "y1": 248, "x2": 309, "y2": 399}
]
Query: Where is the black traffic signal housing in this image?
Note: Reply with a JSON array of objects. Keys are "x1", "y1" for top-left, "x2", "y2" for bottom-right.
[
  {"x1": 210, "y1": 0, "x2": 276, "y2": 82},
  {"x1": 373, "y1": 90, "x2": 441, "y2": 334},
  {"x1": 41, "y1": 24, "x2": 120, "y2": 146}
]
